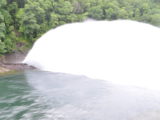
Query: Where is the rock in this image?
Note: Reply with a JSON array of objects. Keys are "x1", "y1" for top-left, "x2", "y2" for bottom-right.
[
  {"x1": 0, "y1": 51, "x2": 36, "y2": 74},
  {"x1": 0, "y1": 62, "x2": 36, "y2": 74},
  {"x1": 1, "y1": 63, "x2": 36, "y2": 70},
  {"x1": 0, "y1": 66, "x2": 10, "y2": 73}
]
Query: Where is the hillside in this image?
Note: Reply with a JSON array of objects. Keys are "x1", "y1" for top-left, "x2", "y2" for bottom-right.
[{"x1": 0, "y1": 0, "x2": 160, "y2": 55}]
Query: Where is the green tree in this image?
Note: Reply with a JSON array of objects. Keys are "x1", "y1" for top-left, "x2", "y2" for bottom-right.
[
  {"x1": 103, "y1": 1, "x2": 120, "y2": 20},
  {"x1": 88, "y1": 6, "x2": 104, "y2": 20},
  {"x1": 0, "y1": 0, "x2": 160, "y2": 55}
]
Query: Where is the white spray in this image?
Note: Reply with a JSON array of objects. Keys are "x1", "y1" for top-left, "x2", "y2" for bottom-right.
[{"x1": 23, "y1": 20, "x2": 160, "y2": 90}]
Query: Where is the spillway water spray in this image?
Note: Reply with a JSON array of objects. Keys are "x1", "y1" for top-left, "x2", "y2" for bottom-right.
[{"x1": 23, "y1": 20, "x2": 160, "y2": 90}]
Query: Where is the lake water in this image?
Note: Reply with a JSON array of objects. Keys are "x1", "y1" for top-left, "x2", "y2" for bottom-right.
[{"x1": 1, "y1": 70, "x2": 160, "y2": 120}]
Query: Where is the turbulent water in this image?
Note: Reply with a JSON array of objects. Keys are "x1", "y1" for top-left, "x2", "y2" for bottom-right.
[
  {"x1": 1, "y1": 71, "x2": 160, "y2": 120},
  {"x1": 24, "y1": 20, "x2": 160, "y2": 90}
]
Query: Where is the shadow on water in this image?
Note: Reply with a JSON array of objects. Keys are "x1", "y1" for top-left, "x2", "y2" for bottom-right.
[{"x1": 1, "y1": 70, "x2": 160, "y2": 120}]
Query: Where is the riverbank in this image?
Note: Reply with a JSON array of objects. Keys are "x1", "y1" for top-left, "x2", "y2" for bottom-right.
[
  {"x1": 0, "y1": 51, "x2": 36, "y2": 74},
  {"x1": 0, "y1": 63, "x2": 36, "y2": 74},
  {"x1": 0, "y1": 66, "x2": 10, "y2": 73}
]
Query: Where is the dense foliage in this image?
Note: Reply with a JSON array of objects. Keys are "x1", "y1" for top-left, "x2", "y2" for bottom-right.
[{"x1": 0, "y1": 0, "x2": 160, "y2": 54}]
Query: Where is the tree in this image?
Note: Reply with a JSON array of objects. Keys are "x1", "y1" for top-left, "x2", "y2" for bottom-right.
[
  {"x1": 88, "y1": 6, "x2": 104, "y2": 20},
  {"x1": 0, "y1": 0, "x2": 160, "y2": 54},
  {"x1": 103, "y1": 1, "x2": 119, "y2": 20}
]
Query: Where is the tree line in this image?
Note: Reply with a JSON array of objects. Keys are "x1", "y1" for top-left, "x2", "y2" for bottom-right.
[{"x1": 0, "y1": 0, "x2": 160, "y2": 54}]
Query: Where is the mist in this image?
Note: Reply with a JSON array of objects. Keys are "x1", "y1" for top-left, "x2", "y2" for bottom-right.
[{"x1": 23, "y1": 20, "x2": 160, "y2": 90}]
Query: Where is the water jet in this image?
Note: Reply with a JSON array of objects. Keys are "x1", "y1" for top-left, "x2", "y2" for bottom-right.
[{"x1": 24, "y1": 20, "x2": 160, "y2": 90}]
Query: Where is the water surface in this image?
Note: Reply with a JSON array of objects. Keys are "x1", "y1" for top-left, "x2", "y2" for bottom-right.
[{"x1": 0, "y1": 71, "x2": 160, "y2": 120}]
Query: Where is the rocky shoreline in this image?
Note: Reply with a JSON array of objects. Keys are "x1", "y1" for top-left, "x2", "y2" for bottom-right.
[
  {"x1": 0, "y1": 62, "x2": 36, "y2": 74},
  {"x1": 0, "y1": 51, "x2": 36, "y2": 74}
]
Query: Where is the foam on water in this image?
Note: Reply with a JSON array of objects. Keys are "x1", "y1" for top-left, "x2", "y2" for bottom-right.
[{"x1": 23, "y1": 20, "x2": 160, "y2": 90}]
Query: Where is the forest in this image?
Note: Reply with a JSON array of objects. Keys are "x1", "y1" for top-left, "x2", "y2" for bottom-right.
[{"x1": 0, "y1": 0, "x2": 160, "y2": 54}]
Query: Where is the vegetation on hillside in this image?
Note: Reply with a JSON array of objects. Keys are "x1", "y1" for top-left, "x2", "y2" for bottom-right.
[{"x1": 0, "y1": 0, "x2": 160, "y2": 54}]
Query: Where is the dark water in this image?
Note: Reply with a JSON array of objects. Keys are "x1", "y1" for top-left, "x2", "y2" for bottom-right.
[{"x1": 1, "y1": 71, "x2": 160, "y2": 120}]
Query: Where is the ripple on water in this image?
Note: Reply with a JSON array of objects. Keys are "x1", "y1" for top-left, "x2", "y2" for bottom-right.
[{"x1": 1, "y1": 71, "x2": 160, "y2": 120}]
